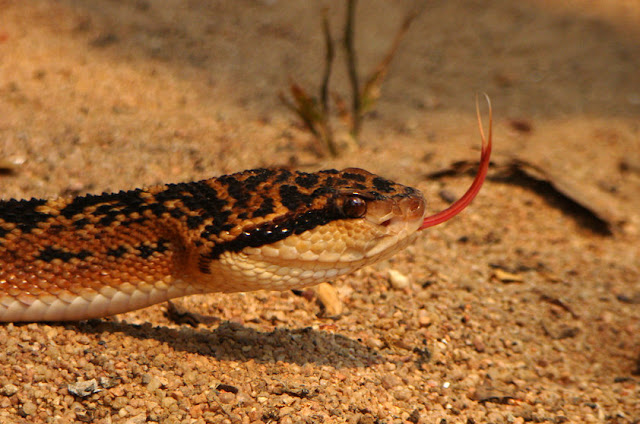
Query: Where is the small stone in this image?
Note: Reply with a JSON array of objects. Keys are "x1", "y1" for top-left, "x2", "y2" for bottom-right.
[
  {"x1": 99, "y1": 376, "x2": 119, "y2": 389},
  {"x1": 417, "y1": 309, "x2": 433, "y2": 327},
  {"x1": 112, "y1": 397, "x2": 129, "y2": 411},
  {"x1": 388, "y1": 269, "x2": 410, "y2": 289},
  {"x1": 314, "y1": 282, "x2": 343, "y2": 316},
  {"x1": 72, "y1": 403, "x2": 92, "y2": 423},
  {"x1": 364, "y1": 336, "x2": 384, "y2": 349},
  {"x1": 473, "y1": 335, "x2": 486, "y2": 352},
  {"x1": 408, "y1": 408, "x2": 421, "y2": 424},
  {"x1": 161, "y1": 396, "x2": 177, "y2": 409},
  {"x1": 393, "y1": 387, "x2": 411, "y2": 401},
  {"x1": 127, "y1": 412, "x2": 147, "y2": 424},
  {"x1": 2, "y1": 384, "x2": 19, "y2": 397},
  {"x1": 68, "y1": 379, "x2": 100, "y2": 398},
  {"x1": 145, "y1": 376, "x2": 162, "y2": 393},
  {"x1": 218, "y1": 391, "x2": 236, "y2": 404},
  {"x1": 358, "y1": 414, "x2": 376, "y2": 424},
  {"x1": 381, "y1": 375, "x2": 402, "y2": 390},
  {"x1": 236, "y1": 391, "x2": 253, "y2": 405},
  {"x1": 20, "y1": 401, "x2": 37, "y2": 416}
]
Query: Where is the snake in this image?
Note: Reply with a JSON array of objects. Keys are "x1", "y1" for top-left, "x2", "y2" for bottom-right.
[{"x1": 0, "y1": 104, "x2": 492, "y2": 322}]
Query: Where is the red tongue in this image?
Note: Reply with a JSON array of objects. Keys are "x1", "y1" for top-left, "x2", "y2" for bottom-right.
[{"x1": 419, "y1": 96, "x2": 492, "y2": 231}]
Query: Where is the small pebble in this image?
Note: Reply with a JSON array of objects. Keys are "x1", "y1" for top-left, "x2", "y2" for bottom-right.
[
  {"x1": 20, "y1": 401, "x2": 37, "y2": 416},
  {"x1": 2, "y1": 384, "x2": 19, "y2": 397},
  {"x1": 128, "y1": 413, "x2": 148, "y2": 424},
  {"x1": 314, "y1": 282, "x2": 343, "y2": 316},
  {"x1": 388, "y1": 269, "x2": 410, "y2": 289},
  {"x1": 381, "y1": 375, "x2": 402, "y2": 390},
  {"x1": 418, "y1": 309, "x2": 434, "y2": 327},
  {"x1": 473, "y1": 335, "x2": 486, "y2": 352},
  {"x1": 218, "y1": 391, "x2": 236, "y2": 404},
  {"x1": 393, "y1": 387, "x2": 411, "y2": 401},
  {"x1": 99, "y1": 376, "x2": 120, "y2": 389},
  {"x1": 161, "y1": 396, "x2": 177, "y2": 409},
  {"x1": 145, "y1": 376, "x2": 162, "y2": 393},
  {"x1": 68, "y1": 379, "x2": 100, "y2": 398}
]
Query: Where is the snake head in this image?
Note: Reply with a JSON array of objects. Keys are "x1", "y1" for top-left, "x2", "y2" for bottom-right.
[
  {"x1": 190, "y1": 167, "x2": 427, "y2": 292},
  {"x1": 327, "y1": 168, "x2": 426, "y2": 259}
]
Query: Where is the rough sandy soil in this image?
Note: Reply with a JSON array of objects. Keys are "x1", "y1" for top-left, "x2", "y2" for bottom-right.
[{"x1": 1, "y1": 1, "x2": 639, "y2": 423}]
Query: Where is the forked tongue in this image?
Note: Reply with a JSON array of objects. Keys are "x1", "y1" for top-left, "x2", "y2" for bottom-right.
[{"x1": 419, "y1": 96, "x2": 492, "y2": 231}]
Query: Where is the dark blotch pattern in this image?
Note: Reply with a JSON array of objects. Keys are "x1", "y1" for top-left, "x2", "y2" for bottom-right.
[
  {"x1": 200, "y1": 208, "x2": 338, "y2": 270},
  {"x1": 279, "y1": 185, "x2": 314, "y2": 212},
  {"x1": 37, "y1": 246, "x2": 92, "y2": 262},
  {"x1": 72, "y1": 217, "x2": 90, "y2": 229},
  {"x1": 274, "y1": 169, "x2": 292, "y2": 183},
  {"x1": 219, "y1": 175, "x2": 251, "y2": 209},
  {"x1": 295, "y1": 173, "x2": 320, "y2": 189},
  {"x1": 342, "y1": 172, "x2": 367, "y2": 183},
  {"x1": 107, "y1": 246, "x2": 128, "y2": 258},
  {"x1": 373, "y1": 177, "x2": 394, "y2": 193},
  {"x1": 0, "y1": 198, "x2": 50, "y2": 234},
  {"x1": 186, "y1": 215, "x2": 204, "y2": 229},
  {"x1": 2, "y1": 166, "x2": 419, "y2": 278},
  {"x1": 137, "y1": 239, "x2": 170, "y2": 259},
  {"x1": 155, "y1": 181, "x2": 231, "y2": 239},
  {"x1": 61, "y1": 190, "x2": 146, "y2": 225},
  {"x1": 253, "y1": 197, "x2": 275, "y2": 218}
]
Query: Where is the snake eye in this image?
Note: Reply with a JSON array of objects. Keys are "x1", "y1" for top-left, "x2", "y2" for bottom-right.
[{"x1": 341, "y1": 196, "x2": 367, "y2": 218}]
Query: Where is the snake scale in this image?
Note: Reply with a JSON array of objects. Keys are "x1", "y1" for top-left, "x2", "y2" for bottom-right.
[{"x1": 0, "y1": 104, "x2": 492, "y2": 322}]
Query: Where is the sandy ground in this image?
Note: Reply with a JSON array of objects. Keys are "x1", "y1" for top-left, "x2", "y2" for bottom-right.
[{"x1": 1, "y1": 0, "x2": 640, "y2": 423}]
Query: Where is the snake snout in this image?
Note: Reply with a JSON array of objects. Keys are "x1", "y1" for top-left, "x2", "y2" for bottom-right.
[
  {"x1": 398, "y1": 195, "x2": 426, "y2": 222},
  {"x1": 378, "y1": 193, "x2": 426, "y2": 233}
]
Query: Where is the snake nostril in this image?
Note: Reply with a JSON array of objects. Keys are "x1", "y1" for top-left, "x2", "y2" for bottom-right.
[
  {"x1": 400, "y1": 197, "x2": 425, "y2": 219},
  {"x1": 381, "y1": 219, "x2": 392, "y2": 227}
]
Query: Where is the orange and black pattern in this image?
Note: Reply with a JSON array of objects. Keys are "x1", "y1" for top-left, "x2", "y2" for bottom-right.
[{"x1": 0, "y1": 168, "x2": 420, "y2": 305}]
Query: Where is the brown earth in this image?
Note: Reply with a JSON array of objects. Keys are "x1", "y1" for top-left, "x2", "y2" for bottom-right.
[{"x1": 1, "y1": 1, "x2": 639, "y2": 423}]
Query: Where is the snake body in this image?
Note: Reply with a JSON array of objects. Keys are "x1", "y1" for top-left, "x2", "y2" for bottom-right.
[
  {"x1": 1, "y1": 99, "x2": 492, "y2": 323},
  {"x1": 0, "y1": 168, "x2": 426, "y2": 321}
]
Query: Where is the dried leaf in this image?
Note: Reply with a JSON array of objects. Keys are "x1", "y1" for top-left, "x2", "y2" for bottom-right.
[
  {"x1": 503, "y1": 159, "x2": 620, "y2": 234},
  {"x1": 289, "y1": 83, "x2": 323, "y2": 133},
  {"x1": 332, "y1": 92, "x2": 351, "y2": 126}
]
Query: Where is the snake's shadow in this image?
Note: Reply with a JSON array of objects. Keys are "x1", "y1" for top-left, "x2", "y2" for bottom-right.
[{"x1": 71, "y1": 319, "x2": 384, "y2": 368}]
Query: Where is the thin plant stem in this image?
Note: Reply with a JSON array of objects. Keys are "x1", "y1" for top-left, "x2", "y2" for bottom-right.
[
  {"x1": 321, "y1": 8, "x2": 337, "y2": 156},
  {"x1": 344, "y1": 0, "x2": 361, "y2": 138}
]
